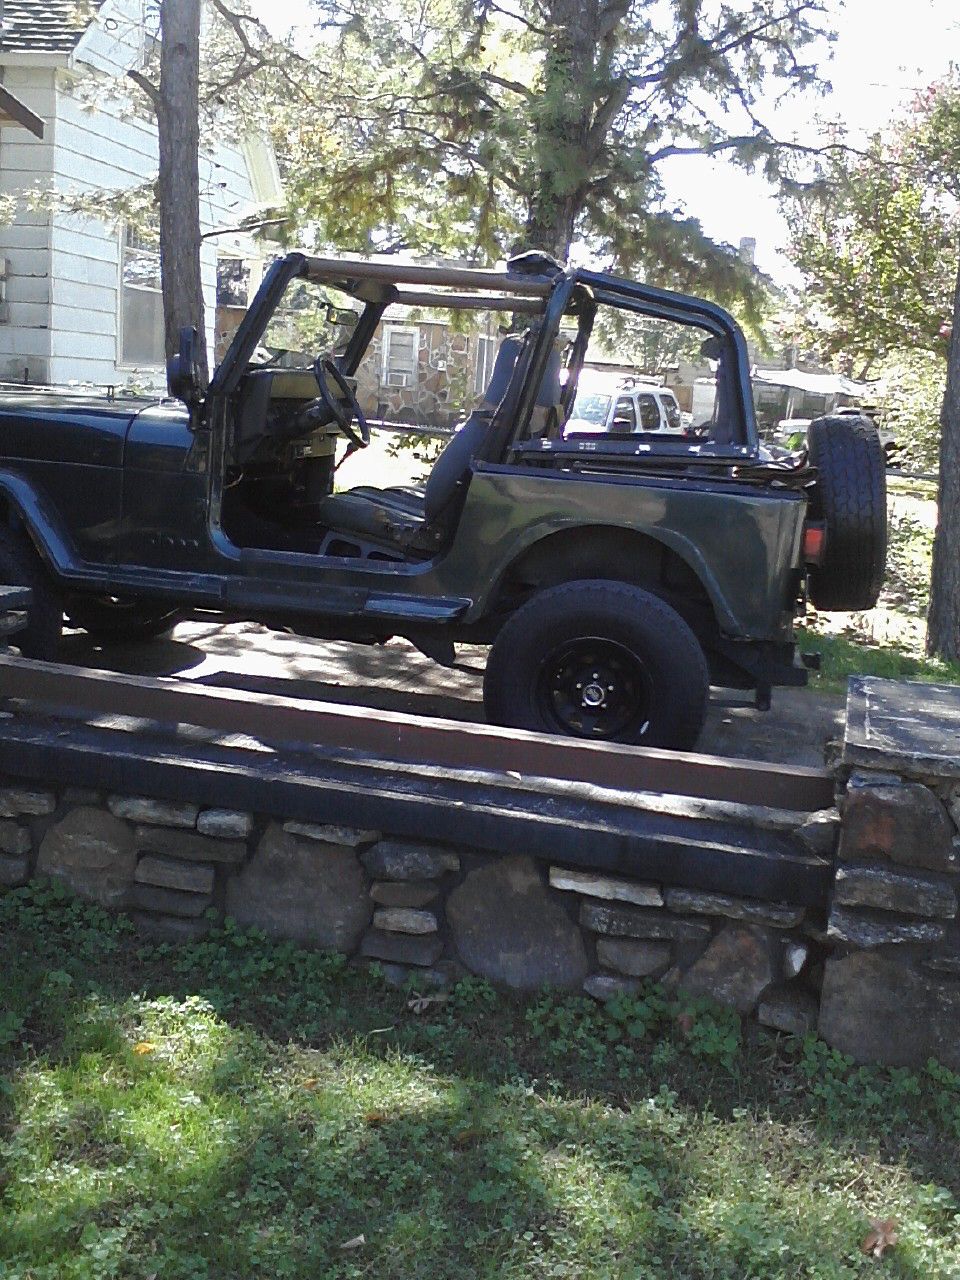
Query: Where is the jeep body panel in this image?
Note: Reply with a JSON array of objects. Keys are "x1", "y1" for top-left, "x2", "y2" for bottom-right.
[
  {"x1": 121, "y1": 404, "x2": 210, "y2": 571},
  {"x1": 0, "y1": 435, "x2": 803, "y2": 643},
  {"x1": 443, "y1": 468, "x2": 805, "y2": 637},
  {"x1": 0, "y1": 392, "x2": 147, "y2": 564}
]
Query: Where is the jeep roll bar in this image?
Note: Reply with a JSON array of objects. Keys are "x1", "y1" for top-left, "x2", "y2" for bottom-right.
[{"x1": 209, "y1": 250, "x2": 759, "y2": 455}]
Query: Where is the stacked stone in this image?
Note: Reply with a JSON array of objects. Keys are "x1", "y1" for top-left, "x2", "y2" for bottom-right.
[
  {"x1": 819, "y1": 771, "x2": 960, "y2": 1069},
  {"x1": 121, "y1": 801, "x2": 252, "y2": 940},
  {"x1": 0, "y1": 786, "x2": 56, "y2": 888},
  {"x1": 225, "y1": 821, "x2": 373, "y2": 951},
  {"x1": 1, "y1": 776, "x2": 836, "y2": 1026},
  {"x1": 359, "y1": 838, "x2": 459, "y2": 984},
  {"x1": 26, "y1": 796, "x2": 253, "y2": 938},
  {"x1": 553, "y1": 865, "x2": 821, "y2": 1032}
]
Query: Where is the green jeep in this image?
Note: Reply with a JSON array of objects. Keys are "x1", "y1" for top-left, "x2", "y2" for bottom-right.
[{"x1": 0, "y1": 251, "x2": 886, "y2": 749}]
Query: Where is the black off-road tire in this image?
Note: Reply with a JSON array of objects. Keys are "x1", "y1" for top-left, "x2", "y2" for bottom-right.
[
  {"x1": 483, "y1": 579, "x2": 709, "y2": 750},
  {"x1": 66, "y1": 596, "x2": 181, "y2": 642},
  {"x1": 807, "y1": 414, "x2": 887, "y2": 611},
  {"x1": 0, "y1": 529, "x2": 62, "y2": 660}
]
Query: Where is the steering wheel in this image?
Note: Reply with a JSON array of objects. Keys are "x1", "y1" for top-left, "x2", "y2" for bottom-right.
[{"x1": 310, "y1": 356, "x2": 370, "y2": 449}]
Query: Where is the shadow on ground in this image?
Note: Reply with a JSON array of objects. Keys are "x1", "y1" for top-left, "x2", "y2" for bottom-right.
[{"x1": 57, "y1": 620, "x2": 844, "y2": 768}]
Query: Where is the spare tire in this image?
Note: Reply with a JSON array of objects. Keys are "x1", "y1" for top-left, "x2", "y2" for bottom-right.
[{"x1": 806, "y1": 414, "x2": 886, "y2": 611}]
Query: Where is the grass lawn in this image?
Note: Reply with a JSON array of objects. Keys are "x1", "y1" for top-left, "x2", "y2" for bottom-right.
[{"x1": 2, "y1": 884, "x2": 960, "y2": 1279}]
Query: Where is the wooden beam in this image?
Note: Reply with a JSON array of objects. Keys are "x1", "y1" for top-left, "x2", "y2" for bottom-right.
[
  {"x1": 0, "y1": 86, "x2": 43, "y2": 138},
  {"x1": 0, "y1": 714, "x2": 835, "y2": 907},
  {"x1": 0, "y1": 654, "x2": 835, "y2": 811}
]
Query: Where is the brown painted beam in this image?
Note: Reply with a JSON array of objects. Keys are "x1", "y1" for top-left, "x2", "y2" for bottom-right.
[
  {"x1": 0, "y1": 86, "x2": 44, "y2": 138},
  {"x1": 0, "y1": 654, "x2": 835, "y2": 811}
]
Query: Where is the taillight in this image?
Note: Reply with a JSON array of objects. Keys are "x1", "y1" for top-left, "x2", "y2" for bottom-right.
[{"x1": 802, "y1": 522, "x2": 827, "y2": 565}]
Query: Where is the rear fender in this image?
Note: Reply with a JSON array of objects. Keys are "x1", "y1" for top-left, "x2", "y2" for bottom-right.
[{"x1": 492, "y1": 524, "x2": 719, "y2": 628}]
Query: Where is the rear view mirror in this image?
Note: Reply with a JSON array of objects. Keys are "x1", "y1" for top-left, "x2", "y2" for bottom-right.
[{"x1": 167, "y1": 326, "x2": 206, "y2": 408}]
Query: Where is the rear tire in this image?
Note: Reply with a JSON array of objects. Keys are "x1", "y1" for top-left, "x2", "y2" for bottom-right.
[
  {"x1": 806, "y1": 414, "x2": 886, "y2": 611},
  {"x1": 0, "y1": 529, "x2": 62, "y2": 660},
  {"x1": 483, "y1": 579, "x2": 709, "y2": 750}
]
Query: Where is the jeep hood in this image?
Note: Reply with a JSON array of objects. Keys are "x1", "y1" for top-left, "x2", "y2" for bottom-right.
[{"x1": 0, "y1": 392, "x2": 168, "y2": 467}]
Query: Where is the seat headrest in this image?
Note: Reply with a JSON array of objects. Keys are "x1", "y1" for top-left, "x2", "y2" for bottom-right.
[
  {"x1": 480, "y1": 335, "x2": 563, "y2": 410},
  {"x1": 535, "y1": 347, "x2": 563, "y2": 407},
  {"x1": 480, "y1": 336, "x2": 523, "y2": 408}
]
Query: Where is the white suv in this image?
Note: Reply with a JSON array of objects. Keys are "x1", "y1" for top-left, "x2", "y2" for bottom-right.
[{"x1": 566, "y1": 372, "x2": 686, "y2": 436}]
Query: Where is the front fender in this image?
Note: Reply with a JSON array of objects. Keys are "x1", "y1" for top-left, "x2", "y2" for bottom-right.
[{"x1": 0, "y1": 470, "x2": 90, "y2": 579}]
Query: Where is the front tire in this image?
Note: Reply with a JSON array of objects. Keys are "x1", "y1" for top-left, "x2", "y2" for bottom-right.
[
  {"x1": 483, "y1": 579, "x2": 709, "y2": 750},
  {"x1": 0, "y1": 529, "x2": 62, "y2": 660}
]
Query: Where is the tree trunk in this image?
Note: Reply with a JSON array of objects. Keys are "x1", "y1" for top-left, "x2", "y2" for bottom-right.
[
  {"x1": 926, "y1": 250, "x2": 960, "y2": 658},
  {"x1": 157, "y1": 0, "x2": 208, "y2": 387},
  {"x1": 518, "y1": 0, "x2": 620, "y2": 263},
  {"x1": 523, "y1": 193, "x2": 581, "y2": 262}
]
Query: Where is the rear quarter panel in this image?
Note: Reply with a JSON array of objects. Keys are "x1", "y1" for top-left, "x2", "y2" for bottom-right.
[{"x1": 441, "y1": 467, "x2": 806, "y2": 638}]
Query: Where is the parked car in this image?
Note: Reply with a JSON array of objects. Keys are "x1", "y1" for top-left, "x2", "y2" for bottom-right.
[
  {"x1": 566, "y1": 371, "x2": 686, "y2": 435},
  {"x1": 0, "y1": 250, "x2": 886, "y2": 749},
  {"x1": 770, "y1": 407, "x2": 899, "y2": 464}
]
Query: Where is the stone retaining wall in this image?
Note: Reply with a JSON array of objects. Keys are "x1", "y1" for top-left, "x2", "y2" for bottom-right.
[
  {"x1": 2, "y1": 672, "x2": 959, "y2": 1069},
  {"x1": 0, "y1": 778, "x2": 831, "y2": 1037},
  {"x1": 816, "y1": 677, "x2": 960, "y2": 1071}
]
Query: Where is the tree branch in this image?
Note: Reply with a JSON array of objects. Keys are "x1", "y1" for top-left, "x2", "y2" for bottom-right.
[
  {"x1": 648, "y1": 135, "x2": 866, "y2": 166},
  {"x1": 127, "y1": 67, "x2": 160, "y2": 112},
  {"x1": 480, "y1": 71, "x2": 534, "y2": 100}
]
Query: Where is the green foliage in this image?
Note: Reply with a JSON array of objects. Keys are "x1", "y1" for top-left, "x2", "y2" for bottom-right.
[
  {"x1": 279, "y1": 0, "x2": 832, "y2": 311},
  {"x1": 797, "y1": 495, "x2": 960, "y2": 691},
  {"x1": 783, "y1": 72, "x2": 960, "y2": 373},
  {"x1": 524, "y1": 987, "x2": 742, "y2": 1074},
  {"x1": 874, "y1": 350, "x2": 945, "y2": 473},
  {"x1": 591, "y1": 309, "x2": 713, "y2": 374},
  {"x1": 796, "y1": 624, "x2": 960, "y2": 694},
  {"x1": 885, "y1": 507, "x2": 936, "y2": 617},
  {"x1": 3, "y1": 881, "x2": 960, "y2": 1278}
]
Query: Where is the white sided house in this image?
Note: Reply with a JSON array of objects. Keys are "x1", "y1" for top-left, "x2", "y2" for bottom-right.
[{"x1": 0, "y1": 0, "x2": 282, "y2": 388}]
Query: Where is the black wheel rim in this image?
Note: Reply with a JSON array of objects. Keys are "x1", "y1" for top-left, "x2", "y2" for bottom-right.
[{"x1": 535, "y1": 636, "x2": 654, "y2": 740}]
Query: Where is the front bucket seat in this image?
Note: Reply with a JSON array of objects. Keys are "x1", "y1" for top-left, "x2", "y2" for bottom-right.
[{"x1": 313, "y1": 336, "x2": 526, "y2": 545}]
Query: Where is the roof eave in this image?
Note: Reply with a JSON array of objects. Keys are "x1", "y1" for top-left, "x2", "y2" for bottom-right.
[{"x1": 0, "y1": 50, "x2": 72, "y2": 68}]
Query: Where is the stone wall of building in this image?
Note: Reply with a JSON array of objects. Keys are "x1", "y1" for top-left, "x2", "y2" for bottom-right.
[{"x1": 353, "y1": 322, "x2": 482, "y2": 429}]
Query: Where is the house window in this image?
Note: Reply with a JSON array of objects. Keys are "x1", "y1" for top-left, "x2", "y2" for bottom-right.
[
  {"x1": 475, "y1": 333, "x2": 498, "y2": 396},
  {"x1": 382, "y1": 324, "x2": 418, "y2": 387},
  {"x1": 217, "y1": 258, "x2": 250, "y2": 308},
  {"x1": 120, "y1": 227, "x2": 164, "y2": 365}
]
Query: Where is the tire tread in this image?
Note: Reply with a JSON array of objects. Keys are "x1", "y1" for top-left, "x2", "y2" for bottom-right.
[{"x1": 807, "y1": 415, "x2": 886, "y2": 611}]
